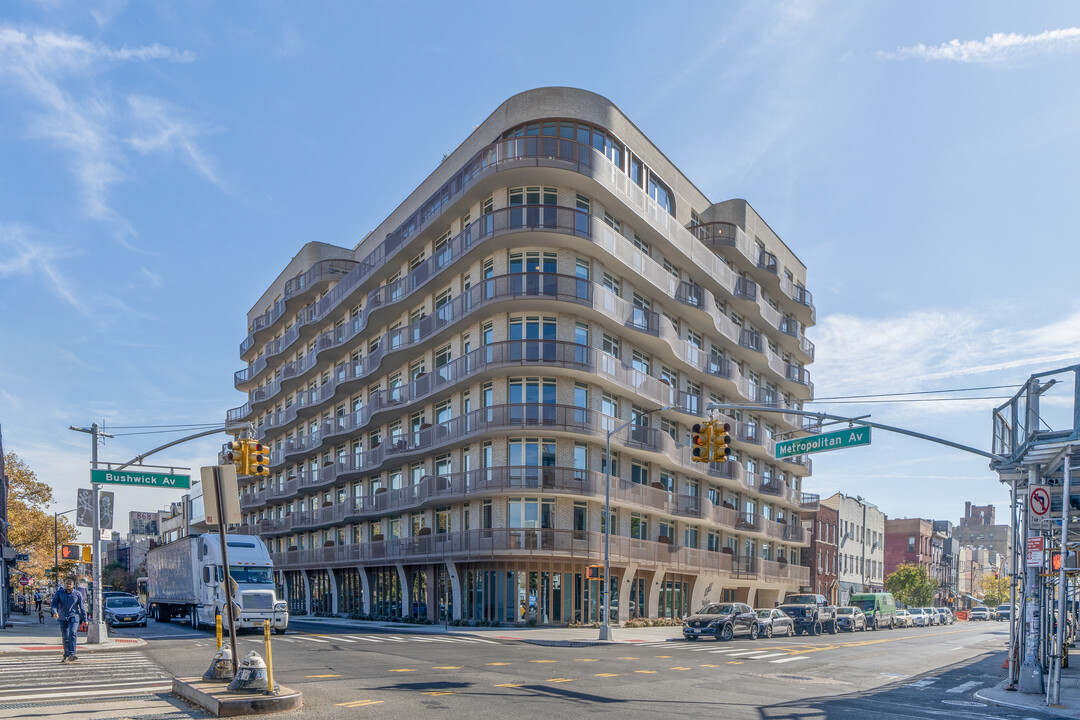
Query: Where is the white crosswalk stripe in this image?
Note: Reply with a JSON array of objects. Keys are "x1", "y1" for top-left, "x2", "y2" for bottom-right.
[
  {"x1": 769, "y1": 656, "x2": 809, "y2": 664},
  {"x1": 945, "y1": 680, "x2": 983, "y2": 694},
  {"x1": 0, "y1": 653, "x2": 172, "y2": 703}
]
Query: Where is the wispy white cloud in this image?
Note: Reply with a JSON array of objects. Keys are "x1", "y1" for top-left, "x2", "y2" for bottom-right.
[
  {"x1": 0, "y1": 222, "x2": 84, "y2": 311},
  {"x1": 880, "y1": 28, "x2": 1080, "y2": 64},
  {"x1": 127, "y1": 95, "x2": 226, "y2": 189},
  {"x1": 0, "y1": 26, "x2": 202, "y2": 234}
]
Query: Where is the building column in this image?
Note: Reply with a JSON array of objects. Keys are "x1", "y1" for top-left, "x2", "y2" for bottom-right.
[
  {"x1": 427, "y1": 565, "x2": 439, "y2": 623},
  {"x1": 357, "y1": 566, "x2": 371, "y2": 616},
  {"x1": 689, "y1": 572, "x2": 710, "y2": 614},
  {"x1": 278, "y1": 570, "x2": 289, "y2": 608},
  {"x1": 327, "y1": 567, "x2": 339, "y2": 616},
  {"x1": 395, "y1": 563, "x2": 409, "y2": 619},
  {"x1": 618, "y1": 564, "x2": 638, "y2": 623},
  {"x1": 647, "y1": 572, "x2": 663, "y2": 620},
  {"x1": 300, "y1": 569, "x2": 312, "y2": 616},
  {"x1": 445, "y1": 560, "x2": 462, "y2": 621}
]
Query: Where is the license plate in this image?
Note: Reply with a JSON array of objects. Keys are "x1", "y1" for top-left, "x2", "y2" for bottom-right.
[
  {"x1": 121, "y1": 616, "x2": 134, "y2": 621},
  {"x1": 689, "y1": 629, "x2": 700, "y2": 634}
]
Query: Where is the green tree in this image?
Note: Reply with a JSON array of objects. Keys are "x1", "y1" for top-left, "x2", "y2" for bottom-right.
[
  {"x1": 102, "y1": 561, "x2": 137, "y2": 594},
  {"x1": 4, "y1": 452, "x2": 78, "y2": 588},
  {"x1": 979, "y1": 573, "x2": 1010, "y2": 608},
  {"x1": 885, "y1": 563, "x2": 936, "y2": 606}
]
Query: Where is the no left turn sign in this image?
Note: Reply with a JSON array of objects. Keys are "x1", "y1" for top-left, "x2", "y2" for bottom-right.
[{"x1": 1031, "y1": 487, "x2": 1051, "y2": 517}]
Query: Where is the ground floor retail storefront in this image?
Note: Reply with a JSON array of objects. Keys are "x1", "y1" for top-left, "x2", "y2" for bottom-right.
[{"x1": 276, "y1": 561, "x2": 800, "y2": 624}]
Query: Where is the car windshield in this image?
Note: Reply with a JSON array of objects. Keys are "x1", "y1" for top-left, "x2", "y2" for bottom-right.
[
  {"x1": 851, "y1": 599, "x2": 876, "y2": 612},
  {"x1": 106, "y1": 598, "x2": 140, "y2": 609},
  {"x1": 973, "y1": 607, "x2": 987, "y2": 611},
  {"x1": 836, "y1": 608, "x2": 854, "y2": 615},
  {"x1": 230, "y1": 567, "x2": 273, "y2": 584},
  {"x1": 783, "y1": 595, "x2": 816, "y2": 604},
  {"x1": 756, "y1": 610, "x2": 772, "y2": 618},
  {"x1": 698, "y1": 604, "x2": 733, "y2": 615},
  {"x1": 909, "y1": 609, "x2": 922, "y2": 614},
  {"x1": 997, "y1": 605, "x2": 1010, "y2": 611}
]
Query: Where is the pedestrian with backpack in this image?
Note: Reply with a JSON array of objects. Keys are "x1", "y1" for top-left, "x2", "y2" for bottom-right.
[{"x1": 50, "y1": 577, "x2": 87, "y2": 663}]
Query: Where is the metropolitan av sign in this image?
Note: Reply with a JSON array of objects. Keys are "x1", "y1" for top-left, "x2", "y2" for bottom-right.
[{"x1": 775, "y1": 427, "x2": 871, "y2": 460}]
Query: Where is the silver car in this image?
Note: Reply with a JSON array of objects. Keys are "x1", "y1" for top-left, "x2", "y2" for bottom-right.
[{"x1": 103, "y1": 595, "x2": 147, "y2": 627}]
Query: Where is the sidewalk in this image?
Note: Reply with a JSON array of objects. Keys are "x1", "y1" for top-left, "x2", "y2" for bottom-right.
[
  {"x1": 976, "y1": 666, "x2": 1080, "y2": 718},
  {"x1": 0, "y1": 617, "x2": 146, "y2": 655},
  {"x1": 292, "y1": 616, "x2": 686, "y2": 645}
]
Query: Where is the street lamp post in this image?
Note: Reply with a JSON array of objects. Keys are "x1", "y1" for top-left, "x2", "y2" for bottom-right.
[{"x1": 599, "y1": 404, "x2": 678, "y2": 641}]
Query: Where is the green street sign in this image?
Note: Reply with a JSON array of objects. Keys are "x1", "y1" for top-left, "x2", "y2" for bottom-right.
[
  {"x1": 91, "y1": 469, "x2": 190, "y2": 489},
  {"x1": 775, "y1": 427, "x2": 871, "y2": 459}
]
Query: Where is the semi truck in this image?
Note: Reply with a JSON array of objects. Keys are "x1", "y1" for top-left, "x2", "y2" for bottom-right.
[{"x1": 146, "y1": 533, "x2": 289, "y2": 634}]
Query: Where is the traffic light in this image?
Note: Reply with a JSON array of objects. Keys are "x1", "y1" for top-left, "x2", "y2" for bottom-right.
[
  {"x1": 60, "y1": 544, "x2": 81, "y2": 561},
  {"x1": 244, "y1": 440, "x2": 269, "y2": 477},
  {"x1": 585, "y1": 565, "x2": 603, "y2": 580},
  {"x1": 1052, "y1": 552, "x2": 1062, "y2": 572},
  {"x1": 224, "y1": 440, "x2": 245, "y2": 473},
  {"x1": 81, "y1": 546, "x2": 92, "y2": 563},
  {"x1": 691, "y1": 422, "x2": 712, "y2": 463},
  {"x1": 711, "y1": 422, "x2": 732, "y2": 463}
]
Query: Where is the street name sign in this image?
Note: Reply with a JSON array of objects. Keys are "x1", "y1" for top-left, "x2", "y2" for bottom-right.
[
  {"x1": 775, "y1": 427, "x2": 871, "y2": 459},
  {"x1": 91, "y1": 469, "x2": 190, "y2": 489}
]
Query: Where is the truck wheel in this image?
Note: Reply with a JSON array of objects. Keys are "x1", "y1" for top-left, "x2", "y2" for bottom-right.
[
  {"x1": 190, "y1": 607, "x2": 199, "y2": 630},
  {"x1": 810, "y1": 620, "x2": 822, "y2": 636},
  {"x1": 828, "y1": 620, "x2": 837, "y2": 635}
]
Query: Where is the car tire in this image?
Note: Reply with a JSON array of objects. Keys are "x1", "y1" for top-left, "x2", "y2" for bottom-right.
[
  {"x1": 687, "y1": 635, "x2": 699, "y2": 641},
  {"x1": 750, "y1": 624, "x2": 760, "y2": 640},
  {"x1": 720, "y1": 624, "x2": 734, "y2": 641},
  {"x1": 765, "y1": 625, "x2": 773, "y2": 638},
  {"x1": 810, "y1": 621, "x2": 822, "y2": 636}
]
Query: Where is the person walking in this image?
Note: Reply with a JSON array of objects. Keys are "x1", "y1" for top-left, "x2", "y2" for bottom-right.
[
  {"x1": 50, "y1": 577, "x2": 87, "y2": 663},
  {"x1": 34, "y1": 590, "x2": 43, "y2": 612}
]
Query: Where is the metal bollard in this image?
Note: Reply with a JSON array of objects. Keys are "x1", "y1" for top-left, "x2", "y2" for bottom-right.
[
  {"x1": 263, "y1": 620, "x2": 277, "y2": 694},
  {"x1": 216, "y1": 610, "x2": 223, "y2": 651}
]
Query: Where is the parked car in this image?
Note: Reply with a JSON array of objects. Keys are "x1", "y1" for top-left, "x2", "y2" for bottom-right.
[
  {"x1": 683, "y1": 602, "x2": 759, "y2": 641},
  {"x1": 103, "y1": 595, "x2": 147, "y2": 628},
  {"x1": 101, "y1": 591, "x2": 134, "y2": 601},
  {"x1": 935, "y1": 607, "x2": 954, "y2": 625},
  {"x1": 909, "y1": 608, "x2": 932, "y2": 627},
  {"x1": 754, "y1": 608, "x2": 795, "y2": 638},
  {"x1": 849, "y1": 592, "x2": 897, "y2": 630},
  {"x1": 894, "y1": 608, "x2": 915, "y2": 627},
  {"x1": 996, "y1": 605, "x2": 1012, "y2": 622},
  {"x1": 969, "y1": 606, "x2": 991, "y2": 621},
  {"x1": 777, "y1": 593, "x2": 838, "y2": 635},
  {"x1": 920, "y1": 607, "x2": 939, "y2": 625},
  {"x1": 835, "y1": 607, "x2": 867, "y2": 632}
]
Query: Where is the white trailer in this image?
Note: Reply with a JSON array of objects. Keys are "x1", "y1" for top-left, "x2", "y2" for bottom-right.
[{"x1": 146, "y1": 533, "x2": 288, "y2": 633}]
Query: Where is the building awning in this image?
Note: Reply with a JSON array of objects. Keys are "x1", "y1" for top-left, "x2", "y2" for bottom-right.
[{"x1": 964, "y1": 594, "x2": 980, "y2": 602}]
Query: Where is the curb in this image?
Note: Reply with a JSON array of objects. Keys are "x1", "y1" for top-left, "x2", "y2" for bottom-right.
[
  {"x1": 173, "y1": 678, "x2": 302, "y2": 717},
  {"x1": 0, "y1": 638, "x2": 147, "y2": 655},
  {"x1": 973, "y1": 683, "x2": 1074, "y2": 717}
]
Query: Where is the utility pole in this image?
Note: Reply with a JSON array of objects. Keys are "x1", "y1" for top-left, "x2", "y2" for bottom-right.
[{"x1": 69, "y1": 423, "x2": 113, "y2": 645}]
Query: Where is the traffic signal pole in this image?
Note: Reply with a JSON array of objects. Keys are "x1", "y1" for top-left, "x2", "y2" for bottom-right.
[{"x1": 69, "y1": 423, "x2": 113, "y2": 645}]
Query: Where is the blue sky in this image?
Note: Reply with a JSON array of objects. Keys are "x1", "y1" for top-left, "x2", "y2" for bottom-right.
[{"x1": 2, "y1": 2, "x2": 1078, "y2": 539}]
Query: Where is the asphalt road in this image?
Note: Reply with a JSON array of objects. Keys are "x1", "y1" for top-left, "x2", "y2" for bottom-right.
[{"x1": 110, "y1": 618, "x2": 1048, "y2": 720}]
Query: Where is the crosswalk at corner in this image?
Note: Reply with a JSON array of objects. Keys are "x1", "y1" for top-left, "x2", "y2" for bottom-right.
[{"x1": 0, "y1": 652, "x2": 174, "y2": 705}]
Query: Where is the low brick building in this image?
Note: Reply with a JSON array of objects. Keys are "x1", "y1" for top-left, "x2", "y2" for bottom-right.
[{"x1": 802, "y1": 504, "x2": 838, "y2": 603}]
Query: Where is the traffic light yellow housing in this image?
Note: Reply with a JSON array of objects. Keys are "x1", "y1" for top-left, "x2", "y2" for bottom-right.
[
  {"x1": 245, "y1": 440, "x2": 269, "y2": 477},
  {"x1": 711, "y1": 422, "x2": 732, "y2": 463},
  {"x1": 225, "y1": 440, "x2": 245, "y2": 474},
  {"x1": 691, "y1": 422, "x2": 712, "y2": 462}
]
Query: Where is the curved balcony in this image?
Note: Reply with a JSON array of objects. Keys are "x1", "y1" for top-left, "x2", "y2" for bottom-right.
[
  {"x1": 236, "y1": 266, "x2": 807, "y2": 427},
  {"x1": 242, "y1": 467, "x2": 808, "y2": 548},
  {"x1": 687, "y1": 221, "x2": 815, "y2": 325},
  {"x1": 240, "y1": 258, "x2": 359, "y2": 359},
  {"x1": 262, "y1": 528, "x2": 807, "y2": 585},
  {"x1": 233, "y1": 135, "x2": 814, "y2": 390}
]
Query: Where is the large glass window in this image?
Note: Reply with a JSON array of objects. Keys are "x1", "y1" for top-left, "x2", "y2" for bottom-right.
[
  {"x1": 508, "y1": 497, "x2": 555, "y2": 529},
  {"x1": 508, "y1": 188, "x2": 557, "y2": 229},
  {"x1": 508, "y1": 438, "x2": 557, "y2": 469}
]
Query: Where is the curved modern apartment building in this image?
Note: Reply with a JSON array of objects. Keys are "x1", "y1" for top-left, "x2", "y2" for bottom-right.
[{"x1": 227, "y1": 87, "x2": 818, "y2": 625}]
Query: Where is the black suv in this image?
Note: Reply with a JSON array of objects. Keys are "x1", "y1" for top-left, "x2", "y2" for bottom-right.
[
  {"x1": 777, "y1": 593, "x2": 837, "y2": 635},
  {"x1": 683, "y1": 602, "x2": 759, "y2": 641}
]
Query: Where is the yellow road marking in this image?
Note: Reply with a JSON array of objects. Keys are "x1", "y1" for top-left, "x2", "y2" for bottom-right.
[
  {"x1": 432, "y1": 666, "x2": 462, "y2": 670},
  {"x1": 635, "y1": 670, "x2": 657, "y2": 674},
  {"x1": 617, "y1": 656, "x2": 639, "y2": 660},
  {"x1": 701, "y1": 664, "x2": 720, "y2": 668},
  {"x1": 654, "y1": 655, "x2": 672, "y2": 658},
  {"x1": 495, "y1": 683, "x2": 524, "y2": 688},
  {"x1": 547, "y1": 678, "x2": 574, "y2": 683},
  {"x1": 574, "y1": 658, "x2": 599, "y2": 662},
  {"x1": 670, "y1": 667, "x2": 690, "y2": 671},
  {"x1": 388, "y1": 668, "x2": 416, "y2": 672},
  {"x1": 530, "y1": 659, "x2": 557, "y2": 663},
  {"x1": 337, "y1": 700, "x2": 383, "y2": 707},
  {"x1": 595, "y1": 673, "x2": 620, "y2": 677},
  {"x1": 486, "y1": 662, "x2": 511, "y2": 666},
  {"x1": 306, "y1": 674, "x2": 342, "y2": 678},
  {"x1": 727, "y1": 661, "x2": 744, "y2": 665},
  {"x1": 421, "y1": 691, "x2": 459, "y2": 696}
]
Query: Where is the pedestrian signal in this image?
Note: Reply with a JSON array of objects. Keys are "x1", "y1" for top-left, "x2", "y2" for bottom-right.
[
  {"x1": 60, "y1": 544, "x2": 89, "y2": 562},
  {"x1": 585, "y1": 565, "x2": 604, "y2": 580}
]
